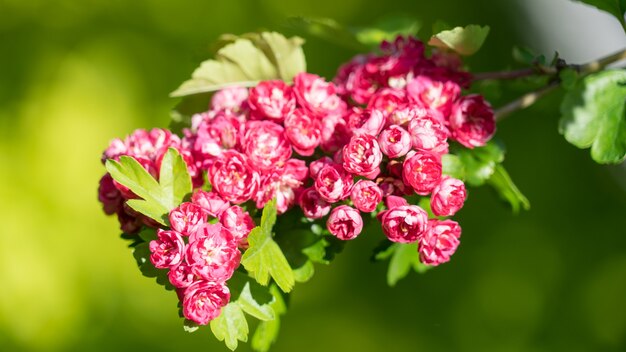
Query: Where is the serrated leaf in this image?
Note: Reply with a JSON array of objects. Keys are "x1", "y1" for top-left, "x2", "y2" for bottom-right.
[
  {"x1": 171, "y1": 32, "x2": 306, "y2": 97},
  {"x1": 456, "y1": 141, "x2": 505, "y2": 186},
  {"x1": 252, "y1": 285, "x2": 286, "y2": 352},
  {"x1": 353, "y1": 16, "x2": 421, "y2": 47},
  {"x1": 574, "y1": 0, "x2": 626, "y2": 31},
  {"x1": 560, "y1": 69, "x2": 626, "y2": 164},
  {"x1": 428, "y1": 25, "x2": 490, "y2": 56},
  {"x1": 241, "y1": 199, "x2": 295, "y2": 293},
  {"x1": 442, "y1": 154, "x2": 466, "y2": 179},
  {"x1": 237, "y1": 282, "x2": 275, "y2": 321},
  {"x1": 488, "y1": 164, "x2": 530, "y2": 213},
  {"x1": 387, "y1": 243, "x2": 421, "y2": 286},
  {"x1": 105, "y1": 148, "x2": 192, "y2": 225},
  {"x1": 210, "y1": 302, "x2": 248, "y2": 351},
  {"x1": 132, "y1": 242, "x2": 171, "y2": 289}
]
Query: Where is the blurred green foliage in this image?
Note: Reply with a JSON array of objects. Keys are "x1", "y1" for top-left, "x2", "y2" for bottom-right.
[{"x1": 0, "y1": 1, "x2": 625, "y2": 351}]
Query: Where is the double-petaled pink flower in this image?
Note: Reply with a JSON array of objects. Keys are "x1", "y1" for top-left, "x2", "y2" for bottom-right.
[{"x1": 419, "y1": 219, "x2": 461, "y2": 266}]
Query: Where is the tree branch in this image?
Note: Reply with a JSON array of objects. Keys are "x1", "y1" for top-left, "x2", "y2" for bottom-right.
[{"x1": 493, "y1": 47, "x2": 626, "y2": 120}]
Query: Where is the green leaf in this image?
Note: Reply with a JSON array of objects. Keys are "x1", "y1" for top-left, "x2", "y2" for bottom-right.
[
  {"x1": 138, "y1": 227, "x2": 157, "y2": 242},
  {"x1": 183, "y1": 320, "x2": 200, "y2": 333},
  {"x1": 252, "y1": 285, "x2": 287, "y2": 352},
  {"x1": 132, "y1": 242, "x2": 172, "y2": 289},
  {"x1": 237, "y1": 281, "x2": 275, "y2": 321},
  {"x1": 210, "y1": 302, "x2": 248, "y2": 351},
  {"x1": 353, "y1": 16, "x2": 421, "y2": 47},
  {"x1": 105, "y1": 148, "x2": 192, "y2": 225},
  {"x1": 442, "y1": 154, "x2": 466, "y2": 179},
  {"x1": 560, "y1": 69, "x2": 626, "y2": 164},
  {"x1": 488, "y1": 165, "x2": 530, "y2": 213},
  {"x1": 428, "y1": 24, "x2": 490, "y2": 56},
  {"x1": 574, "y1": 0, "x2": 626, "y2": 32},
  {"x1": 171, "y1": 32, "x2": 306, "y2": 97},
  {"x1": 559, "y1": 68, "x2": 580, "y2": 91},
  {"x1": 241, "y1": 199, "x2": 295, "y2": 293},
  {"x1": 455, "y1": 141, "x2": 505, "y2": 186},
  {"x1": 387, "y1": 243, "x2": 420, "y2": 286}
]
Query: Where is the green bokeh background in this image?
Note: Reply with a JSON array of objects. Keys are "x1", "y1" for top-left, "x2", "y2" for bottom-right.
[{"x1": 1, "y1": 1, "x2": 625, "y2": 351}]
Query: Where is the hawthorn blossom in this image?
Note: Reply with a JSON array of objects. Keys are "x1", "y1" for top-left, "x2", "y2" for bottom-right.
[
  {"x1": 191, "y1": 190, "x2": 230, "y2": 218},
  {"x1": 402, "y1": 151, "x2": 442, "y2": 195},
  {"x1": 211, "y1": 86, "x2": 249, "y2": 112},
  {"x1": 327, "y1": 205, "x2": 363, "y2": 240},
  {"x1": 219, "y1": 206, "x2": 255, "y2": 243},
  {"x1": 350, "y1": 180, "x2": 383, "y2": 213},
  {"x1": 294, "y1": 72, "x2": 344, "y2": 118},
  {"x1": 430, "y1": 176, "x2": 467, "y2": 217},
  {"x1": 248, "y1": 80, "x2": 296, "y2": 121},
  {"x1": 208, "y1": 150, "x2": 259, "y2": 204},
  {"x1": 182, "y1": 280, "x2": 230, "y2": 325},
  {"x1": 378, "y1": 125, "x2": 412, "y2": 158},
  {"x1": 299, "y1": 187, "x2": 331, "y2": 219},
  {"x1": 419, "y1": 219, "x2": 461, "y2": 266},
  {"x1": 243, "y1": 121, "x2": 292, "y2": 171},
  {"x1": 314, "y1": 164, "x2": 354, "y2": 203},
  {"x1": 186, "y1": 224, "x2": 241, "y2": 283},
  {"x1": 169, "y1": 202, "x2": 208, "y2": 237},
  {"x1": 284, "y1": 109, "x2": 322, "y2": 156},
  {"x1": 406, "y1": 75, "x2": 460, "y2": 117},
  {"x1": 408, "y1": 114, "x2": 449, "y2": 154},
  {"x1": 149, "y1": 230, "x2": 186, "y2": 269},
  {"x1": 342, "y1": 134, "x2": 383, "y2": 179},
  {"x1": 381, "y1": 205, "x2": 428, "y2": 243},
  {"x1": 449, "y1": 94, "x2": 496, "y2": 148}
]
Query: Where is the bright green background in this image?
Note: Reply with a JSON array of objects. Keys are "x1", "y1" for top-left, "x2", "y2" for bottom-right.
[{"x1": 1, "y1": 1, "x2": 625, "y2": 351}]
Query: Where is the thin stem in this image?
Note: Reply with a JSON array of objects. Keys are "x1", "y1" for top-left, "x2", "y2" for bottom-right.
[
  {"x1": 494, "y1": 47, "x2": 626, "y2": 120},
  {"x1": 495, "y1": 82, "x2": 559, "y2": 121},
  {"x1": 472, "y1": 68, "x2": 538, "y2": 81}
]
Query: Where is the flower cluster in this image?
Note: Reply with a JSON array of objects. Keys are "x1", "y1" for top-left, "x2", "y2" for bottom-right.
[
  {"x1": 98, "y1": 36, "x2": 495, "y2": 326},
  {"x1": 150, "y1": 194, "x2": 252, "y2": 325}
]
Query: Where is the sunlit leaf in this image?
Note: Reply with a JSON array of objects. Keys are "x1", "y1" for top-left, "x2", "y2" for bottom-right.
[
  {"x1": 210, "y1": 303, "x2": 248, "y2": 351},
  {"x1": 171, "y1": 32, "x2": 306, "y2": 97},
  {"x1": 105, "y1": 148, "x2": 192, "y2": 225},
  {"x1": 428, "y1": 24, "x2": 490, "y2": 56},
  {"x1": 560, "y1": 69, "x2": 626, "y2": 164},
  {"x1": 455, "y1": 141, "x2": 505, "y2": 186},
  {"x1": 251, "y1": 285, "x2": 287, "y2": 352},
  {"x1": 241, "y1": 199, "x2": 295, "y2": 293},
  {"x1": 353, "y1": 16, "x2": 421, "y2": 47}
]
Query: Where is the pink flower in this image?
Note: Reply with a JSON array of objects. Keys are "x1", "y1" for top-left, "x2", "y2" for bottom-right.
[
  {"x1": 211, "y1": 86, "x2": 249, "y2": 112},
  {"x1": 208, "y1": 150, "x2": 259, "y2": 204},
  {"x1": 378, "y1": 125, "x2": 412, "y2": 158},
  {"x1": 248, "y1": 80, "x2": 296, "y2": 121},
  {"x1": 299, "y1": 187, "x2": 331, "y2": 219},
  {"x1": 186, "y1": 224, "x2": 241, "y2": 283},
  {"x1": 314, "y1": 164, "x2": 354, "y2": 203},
  {"x1": 381, "y1": 205, "x2": 428, "y2": 243},
  {"x1": 168, "y1": 262, "x2": 196, "y2": 289},
  {"x1": 220, "y1": 206, "x2": 255, "y2": 244},
  {"x1": 407, "y1": 75, "x2": 460, "y2": 117},
  {"x1": 449, "y1": 94, "x2": 496, "y2": 148},
  {"x1": 350, "y1": 180, "x2": 383, "y2": 213},
  {"x1": 387, "y1": 105, "x2": 428, "y2": 126},
  {"x1": 149, "y1": 230, "x2": 186, "y2": 269},
  {"x1": 284, "y1": 109, "x2": 322, "y2": 156},
  {"x1": 309, "y1": 157, "x2": 334, "y2": 180},
  {"x1": 125, "y1": 128, "x2": 181, "y2": 163},
  {"x1": 402, "y1": 151, "x2": 442, "y2": 195},
  {"x1": 327, "y1": 205, "x2": 363, "y2": 240},
  {"x1": 182, "y1": 280, "x2": 230, "y2": 325},
  {"x1": 419, "y1": 219, "x2": 461, "y2": 266},
  {"x1": 101, "y1": 138, "x2": 127, "y2": 163},
  {"x1": 255, "y1": 159, "x2": 308, "y2": 213},
  {"x1": 169, "y1": 203, "x2": 209, "y2": 237},
  {"x1": 191, "y1": 190, "x2": 230, "y2": 218},
  {"x1": 430, "y1": 176, "x2": 467, "y2": 217},
  {"x1": 320, "y1": 115, "x2": 352, "y2": 154},
  {"x1": 98, "y1": 173, "x2": 123, "y2": 215},
  {"x1": 346, "y1": 108, "x2": 385, "y2": 136},
  {"x1": 408, "y1": 114, "x2": 449, "y2": 154},
  {"x1": 335, "y1": 56, "x2": 378, "y2": 104},
  {"x1": 243, "y1": 121, "x2": 292, "y2": 171},
  {"x1": 367, "y1": 88, "x2": 407, "y2": 117},
  {"x1": 293, "y1": 72, "x2": 344, "y2": 117},
  {"x1": 194, "y1": 112, "x2": 240, "y2": 157},
  {"x1": 342, "y1": 134, "x2": 383, "y2": 179}
]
